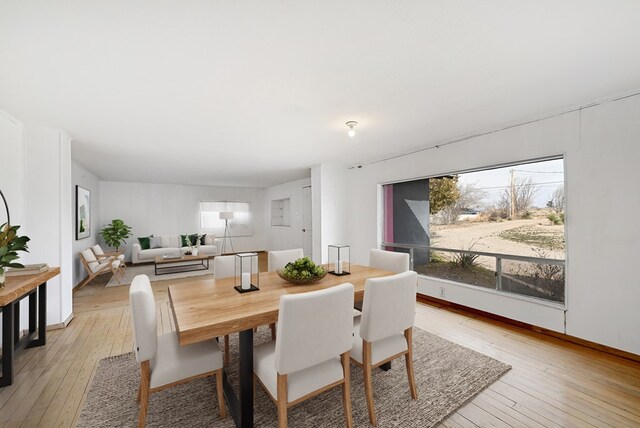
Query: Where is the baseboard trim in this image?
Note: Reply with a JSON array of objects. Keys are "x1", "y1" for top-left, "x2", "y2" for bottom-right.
[
  {"x1": 417, "y1": 294, "x2": 640, "y2": 363},
  {"x1": 47, "y1": 313, "x2": 74, "y2": 331}
]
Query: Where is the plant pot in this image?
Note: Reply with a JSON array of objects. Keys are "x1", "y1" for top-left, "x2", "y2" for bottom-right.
[{"x1": 192, "y1": 248, "x2": 199, "y2": 256}]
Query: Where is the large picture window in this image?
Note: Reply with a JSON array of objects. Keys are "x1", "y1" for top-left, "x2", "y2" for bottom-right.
[
  {"x1": 200, "y1": 201, "x2": 253, "y2": 237},
  {"x1": 382, "y1": 157, "x2": 566, "y2": 304}
]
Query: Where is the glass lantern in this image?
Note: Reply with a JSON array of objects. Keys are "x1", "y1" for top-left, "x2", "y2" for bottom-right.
[
  {"x1": 234, "y1": 252, "x2": 260, "y2": 293},
  {"x1": 328, "y1": 244, "x2": 350, "y2": 276}
]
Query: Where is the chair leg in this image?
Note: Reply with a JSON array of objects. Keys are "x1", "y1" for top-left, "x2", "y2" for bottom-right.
[
  {"x1": 362, "y1": 340, "x2": 377, "y2": 426},
  {"x1": 405, "y1": 328, "x2": 418, "y2": 400},
  {"x1": 277, "y1": 373, "x2": 288, "y2": 428},
  {"x1": 224, "y1": 335, "x2": 230, "y2": 366},
  {"x1": 341, "y1": 352, "x2": 353, "y2": 428},
  {"x1": 138, "y1": 361, "x2": 151, "y2": 428},
  {"x1": 215, "y1": 368, "x2": 226, "y2": 419},
  {"x1": 270, "y1": 323, "x2": 276, "y2": 341},
  {"x1": 136, "y1": 383, "x2": 141, "y2": 403}
]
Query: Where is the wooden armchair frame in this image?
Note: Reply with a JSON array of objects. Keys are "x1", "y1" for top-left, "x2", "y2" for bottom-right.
[{"x1": 78, "y1": 251, "x2": 123, "y2": 289}]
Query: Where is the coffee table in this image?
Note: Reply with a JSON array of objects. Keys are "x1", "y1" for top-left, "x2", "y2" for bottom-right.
[{"x1": 154, "y1": 254, "x2": 210, "y2": 275}]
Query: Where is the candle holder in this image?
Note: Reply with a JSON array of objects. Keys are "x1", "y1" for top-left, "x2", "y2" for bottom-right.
[
  {"x1": 328, "y1": 244, "x2": 350, "y2": 276},
  {"x1": 234, "y1": 252, "x2": 260, "y2": 293}
]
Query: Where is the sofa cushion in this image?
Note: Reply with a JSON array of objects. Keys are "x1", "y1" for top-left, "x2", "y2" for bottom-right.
[
  {"x1": 150, "y1": 236, "x2": 163, "y2": 249},
  {"x1": 204, "y1": 234, "x2": 215, "y2": 245},
  {"x1": 199, "y1": 234, "x2": 207, "y2": 245},
  {"x1": 139, "y1": 247, "x2": 180, "y2": 261},
  {"x1": 189, "y1": 234, "x2": 199, "y2": 246},
  {"x1": 161, "y1": 235, "x2": 181, "y2": 248},
  {"x1": 138, "y1": 236, "x2": 151, "y2": 250}
]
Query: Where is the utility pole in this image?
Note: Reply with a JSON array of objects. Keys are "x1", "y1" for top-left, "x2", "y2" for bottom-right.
[{"x1": 509, "y1": 169, "x2": 516, "y2": 219}]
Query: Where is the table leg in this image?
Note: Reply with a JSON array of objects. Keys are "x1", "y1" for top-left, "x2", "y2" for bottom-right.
[
  {"x1": 28, "y1": 291, "x2": 37, "y2": 334},
  {"x1": 27, "y1": 282, "x2": 47, "y2": 347},
  {"x1": 13, "y1": 301, "x2": 20, "y2": 345},
  {"x1": 1, "y1": 302, "x2": 15, "y2": 387},
  {"x1": 223, "y1": 328, "x2": 254, "y2": 428}
]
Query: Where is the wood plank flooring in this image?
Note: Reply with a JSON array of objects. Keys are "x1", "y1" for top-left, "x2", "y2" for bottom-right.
[{"x1": 1, "y1": 272, "x2": 639, "y2": 427}]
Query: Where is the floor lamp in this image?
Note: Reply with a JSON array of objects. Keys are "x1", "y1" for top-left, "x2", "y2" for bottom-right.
[{"x1": 220, "y1": 211, "x2": 234, "y2": 254}]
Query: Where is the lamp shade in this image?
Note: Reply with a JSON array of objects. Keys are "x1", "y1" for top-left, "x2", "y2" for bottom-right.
[{"x1": 219, "y1": 211, "x2": 234, "y2": 220}]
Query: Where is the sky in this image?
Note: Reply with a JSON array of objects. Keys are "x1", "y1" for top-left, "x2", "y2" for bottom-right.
[{"x1": 458, "y1": 158, "x2": 564, "y2": 208}]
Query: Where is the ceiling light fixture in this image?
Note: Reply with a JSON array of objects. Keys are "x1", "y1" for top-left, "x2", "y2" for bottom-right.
[{"x1": 346, "y1": 121, "x2": 358, "y2": 138}]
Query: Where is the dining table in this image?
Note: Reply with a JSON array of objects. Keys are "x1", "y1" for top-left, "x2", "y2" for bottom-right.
[{"x1": 168, "y1": 263, "x2": 395, "y2": 428}]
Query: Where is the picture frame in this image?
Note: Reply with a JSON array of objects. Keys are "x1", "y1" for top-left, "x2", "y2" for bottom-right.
[{"x1": 76, "y1": 185, "x2": 91, "y2": 240}]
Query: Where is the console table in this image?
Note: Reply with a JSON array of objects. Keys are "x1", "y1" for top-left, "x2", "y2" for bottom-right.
[{"x1": 0, "y1": 267, "x2": 59, "y2": 387}]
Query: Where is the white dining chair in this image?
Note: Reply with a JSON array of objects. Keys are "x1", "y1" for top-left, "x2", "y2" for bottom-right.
[
  {"x1": 369, "y1": 248, "x2": 410, "y2": 273},
  {"x1": 352, "y1": 270, "x2": 418, "y2": 426},
  {"x1": 129, "y1": 274, "x2": 226, "y2": 427},
  {"x1": 213, "y1": 255, "x2": 236, "y2": 280},
  {"x1": 253, "y1": 283, "x2": 355, "y2": 428},
  {"x1": 354, "y1": 249, "x2": 412, "y2": 315},
  {"x1": 268, "y1": 248, "x2": 304, "y2": 272}
]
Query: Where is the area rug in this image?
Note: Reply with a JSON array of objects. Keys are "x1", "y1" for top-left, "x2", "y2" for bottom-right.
[
  {"x1": 106, "y1": 262, "x2": 215, "y2": 287},
  {"x1": 78, "y1": 327, "x2": 510, "y2": 427}
]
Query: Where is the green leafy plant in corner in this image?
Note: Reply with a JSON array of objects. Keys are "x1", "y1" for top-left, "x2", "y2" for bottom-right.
[
  {"x1": 0, "y1": 223, "x2": 30, "y2": 285},
  {"x1": 100, "y1": 219, "x2": 133, "y2": 250}
]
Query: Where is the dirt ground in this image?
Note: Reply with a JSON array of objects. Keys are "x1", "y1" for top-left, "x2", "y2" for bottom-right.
[{"x1": 430, "y1": 218, "x2": 565, "y2": 261}]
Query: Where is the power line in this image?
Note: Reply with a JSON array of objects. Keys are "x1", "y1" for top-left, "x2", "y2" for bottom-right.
[
  {"x1": 512, "y1": 169, "x2": 564, "y2": 174},
  {"x1": 464, "y1": 180, "x2": 564, "y2": 191}
]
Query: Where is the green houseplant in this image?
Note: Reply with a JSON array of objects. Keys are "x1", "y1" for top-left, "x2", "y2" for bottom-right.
[
  {"x1": 100, "y1": 219, "x2": 133, "y2": 251},
  {"x1": 0, "y1": 223, "x2": 30, "y2": 288}
]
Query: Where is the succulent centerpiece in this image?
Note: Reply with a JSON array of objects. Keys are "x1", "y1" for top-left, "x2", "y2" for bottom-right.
[{"x1": 277, "y1": 257, "x2": 327, "y2": 285}]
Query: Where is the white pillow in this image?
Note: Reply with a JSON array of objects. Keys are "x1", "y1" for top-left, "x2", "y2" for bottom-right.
[
  {"x1": 150, "y1": 236, "x2": 163, "y2": 249},
  {"x1": 204, "y1": 234, "x2": 215, "y2": 246}
]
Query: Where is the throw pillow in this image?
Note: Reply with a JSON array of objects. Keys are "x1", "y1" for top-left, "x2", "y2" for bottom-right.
[
  {"x1": 180, "y1": 234, "x2": 189, "y2": 247},
  {"x1": 189, "y1": 234, "x2": 199, "y2": 246},
  {"x1": 150, "y1": 236, "x2": 162, "y2": 249},
  {"x1": 138, "y1": 236, "x2": 151, "y2": 250},
  {"x1": 199, "y1": 234, "x2": 207, "y2": 245}
]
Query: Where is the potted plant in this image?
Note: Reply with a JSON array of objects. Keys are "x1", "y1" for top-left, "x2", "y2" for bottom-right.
[
  {"x1": 0, "y1": 223, "x2": 30, "y2": 288},
  {"x1": 100, "y1": 219, "x2": 133, "y2": 252}
]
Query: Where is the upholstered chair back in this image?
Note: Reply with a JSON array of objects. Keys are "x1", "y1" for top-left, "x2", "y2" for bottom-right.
[
  {"x1": 91, "y1": 244, "x2": 105, "y2": 256},
  {"x1": 81, "y1": 248, "x2": 100, "y2": 271},
  {"x1": 275, "y1": 283, "x2": 354, "y2": 375},
  {"x1": 129, "y1": 275, "x2": 158, "y2": 363},
  {"x1": 268, "y1": 248, "x2": 304, "y2": 272},
  {"x1": 213, "y1": 255, "x2": 236, "y2": 280},
  {"x1": 369, "y1": 249, "x2": 410, "y2": 273},
  {"x1": 360, "y1": 271, "x2": 417, "y2": 343}
]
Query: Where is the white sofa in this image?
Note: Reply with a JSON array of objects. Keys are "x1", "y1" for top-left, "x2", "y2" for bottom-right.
[{"x1": 131, "y1": 234, "x2": 221, "y2": 264}]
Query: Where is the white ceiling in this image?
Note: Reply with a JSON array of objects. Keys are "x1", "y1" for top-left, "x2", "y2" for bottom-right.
[{"x1": 1, "y1": 1, "x2": 640, "y2": 187}]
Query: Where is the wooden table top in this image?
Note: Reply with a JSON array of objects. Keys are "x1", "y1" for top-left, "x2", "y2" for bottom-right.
[
  {"x1": 0, "y1": 267, "x2": 60, "y2": 306},
  {"x1": 168, "y1": 264, "x2": 394, "y2": 346},
  {"x1": 154, "y1": 254, "x2": 209, "y2": 264}
]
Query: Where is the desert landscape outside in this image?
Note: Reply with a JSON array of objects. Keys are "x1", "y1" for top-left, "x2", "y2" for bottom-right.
[{"x1": 384, "y1": 157, "x2": 566, "y2": 303}]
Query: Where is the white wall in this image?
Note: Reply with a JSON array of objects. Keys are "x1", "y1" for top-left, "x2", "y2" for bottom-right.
[
  {"x1": 0, "y1": 108, "x2": 74, "y2": 334},
  {"x1": 312, "y1": 164, "x2": 349, "y2": 264},
  {"x1": 264, "y1": 177, "x2": 311, "y2": 252},
  {"x1": 72, "y1": 161, "x2": 101, "y2": 287},
  {"x1": 347, "y1": 94, "x2": 640, "y2": 355},
  {"x1": 99, "y1": 181, "x2": 266, "y2": 259},
  {"x1": 24, "y1": 127, "x2": 73, "y2": 326}
]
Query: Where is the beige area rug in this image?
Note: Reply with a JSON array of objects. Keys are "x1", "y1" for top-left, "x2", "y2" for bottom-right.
[
  {"x1": 106, "y1": 262, "x2": 215, "y2": 287},
  {"x1": 78, "y1": 327, "x2": 510, "y2": 427}
]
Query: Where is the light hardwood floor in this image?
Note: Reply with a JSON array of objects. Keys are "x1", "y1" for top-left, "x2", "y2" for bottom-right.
[{"x1": 1, "y1": 273, "x2": 639, "y2": 427}]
